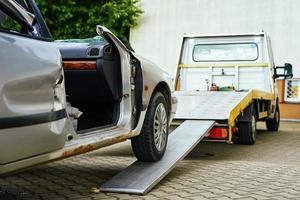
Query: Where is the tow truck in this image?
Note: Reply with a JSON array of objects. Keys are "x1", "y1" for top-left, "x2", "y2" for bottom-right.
[
  {"x1": 173, "y1": 32, "x2": 293, "y2": 144},
  {"x1": 101, "y1": 32, "x2": 293, "y2": 195}
]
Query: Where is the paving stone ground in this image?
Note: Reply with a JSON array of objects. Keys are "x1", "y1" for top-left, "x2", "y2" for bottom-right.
[{"x1": 0, "y1": 121, "x2": 300, "y2": 200}]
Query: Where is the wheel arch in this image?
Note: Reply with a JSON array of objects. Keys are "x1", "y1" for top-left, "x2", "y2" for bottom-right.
[{"x1": 152, "y1": 82, "x2": 172, "y2": 117}]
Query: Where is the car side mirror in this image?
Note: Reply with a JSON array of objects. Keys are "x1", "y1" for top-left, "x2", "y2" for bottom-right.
[{"x1": 274, "y1": 63, "x2": 293, "y2": 79}]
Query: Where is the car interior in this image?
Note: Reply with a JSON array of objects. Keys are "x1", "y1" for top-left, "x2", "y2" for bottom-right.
[{"x1": 57, "y1": 38, "x2": 123, "y2": 132}]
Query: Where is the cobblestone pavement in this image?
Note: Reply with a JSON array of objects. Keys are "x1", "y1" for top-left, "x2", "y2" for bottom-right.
[{"x1": 1, "y1": 122, "x2": 300, "y2": 200}]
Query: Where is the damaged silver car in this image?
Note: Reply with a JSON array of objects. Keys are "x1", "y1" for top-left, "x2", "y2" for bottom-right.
[{"x1": 0, "y1": 0, "x2": 177, "y2": 175}]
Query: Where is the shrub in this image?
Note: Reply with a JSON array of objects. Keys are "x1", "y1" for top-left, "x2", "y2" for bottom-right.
[{"x1": 36, "y1": 0, "x2": 142, "y2": 39}]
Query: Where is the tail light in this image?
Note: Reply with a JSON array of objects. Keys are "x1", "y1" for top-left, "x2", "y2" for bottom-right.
[{"x1": 208, "y1": 127, "x2": 228, "y2": 139}]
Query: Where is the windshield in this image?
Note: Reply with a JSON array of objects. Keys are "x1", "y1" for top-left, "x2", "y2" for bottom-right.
[
  {"x1": 193, "y1": 43, "x2": 259, "y2": 62},
  {"x1": 56, "y1": 36, "x2": 108, "y2": 46}
]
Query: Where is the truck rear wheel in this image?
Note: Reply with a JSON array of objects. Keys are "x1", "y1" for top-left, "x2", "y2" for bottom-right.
[
  {"x1": 266, "y1": 105, "x2": 280, "y2": 132},
  {"x1": 237, "y1": 105, "x2": 257, "y2": 145},
  {"x1": 131, "y1": 92, "x2": 169, "y2": 161}
]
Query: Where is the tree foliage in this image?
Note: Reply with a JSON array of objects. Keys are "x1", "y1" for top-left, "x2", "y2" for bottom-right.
[{"x1": 35, "y1": 0, "x2": 142, "y2": 39}]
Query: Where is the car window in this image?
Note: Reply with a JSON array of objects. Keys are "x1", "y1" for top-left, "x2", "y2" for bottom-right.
[
  {"x1": 0, "y1": 0, "x2": 39, "y2": 37},
  {"x1": 0, "y1": 10, "x2": 23, "y2": 33}
]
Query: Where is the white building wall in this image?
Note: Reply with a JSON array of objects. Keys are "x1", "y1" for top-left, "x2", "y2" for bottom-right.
[{"x1": 130, "y1": 0, "x2": 300, "y2": 78}]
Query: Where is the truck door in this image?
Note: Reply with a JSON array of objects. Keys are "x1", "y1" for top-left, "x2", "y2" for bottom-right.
[{"x1": 0, "y1": 1, "x2": 67, "y2": 164}]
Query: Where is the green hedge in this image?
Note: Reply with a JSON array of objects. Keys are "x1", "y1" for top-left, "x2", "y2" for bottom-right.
[{"x1": 36, "y1": 0, "x2": 142, "y2": 39}]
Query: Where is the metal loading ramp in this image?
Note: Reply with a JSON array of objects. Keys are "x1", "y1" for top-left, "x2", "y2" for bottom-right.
[{"x1": 101, "y1": 120, "x2": 215, "y2": 195}]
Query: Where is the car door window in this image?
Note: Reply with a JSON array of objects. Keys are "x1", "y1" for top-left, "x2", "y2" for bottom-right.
[
  {"x1": 0, "y1": 0, "x2": 40, "y2": 37},
  {"x1": 0, "y1": 10, "x2": 23, "y2": 33}
]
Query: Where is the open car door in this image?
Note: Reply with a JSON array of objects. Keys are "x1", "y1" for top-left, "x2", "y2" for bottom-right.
[{"x1": 0, "y1": 0, "x2": 67, "y2": 165}]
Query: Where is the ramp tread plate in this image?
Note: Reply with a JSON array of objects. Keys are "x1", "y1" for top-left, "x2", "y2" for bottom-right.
[{"x1": 101, "y1": 120, "x2": 215, "y2": 195}]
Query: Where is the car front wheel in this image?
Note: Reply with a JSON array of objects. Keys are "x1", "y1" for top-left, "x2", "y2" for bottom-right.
[{"x1": 131, "y1": 92, "x2": 169, "y2": 161}]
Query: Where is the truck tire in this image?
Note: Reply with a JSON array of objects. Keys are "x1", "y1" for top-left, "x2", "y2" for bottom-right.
[
  {"x1": 266, "y1": 105, "x2": 280, "y2": 131},
  {"x1": 238, "y1": 105, "x2": 257, "y2": 145},
  {"x1": 131, "y1": 92, "x2": 169, "y2": 161}
]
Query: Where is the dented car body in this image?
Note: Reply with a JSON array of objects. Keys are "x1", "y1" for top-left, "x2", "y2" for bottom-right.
[{"x1": 0, "y1": 0, "x2": 176, "y2": 175}]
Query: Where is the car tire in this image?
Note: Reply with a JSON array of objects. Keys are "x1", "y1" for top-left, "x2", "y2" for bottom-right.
[
  {"x1": 266, "y1": 104, "x2": 280, "y2": 132},
  {"x1": 131, "y1": 92, "x2": 169, "y2": 162},
  {"x1": 238, "y1": 106, "x2": 257, "y2": 145}
]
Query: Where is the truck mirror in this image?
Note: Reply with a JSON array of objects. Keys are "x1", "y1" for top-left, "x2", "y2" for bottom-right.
[
  {"x1": 284, "y1": 63, "x2": 293, "y2": 79},
  {"x1": 274, "y1": 63, "x2": 293, "y2": 79}
]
